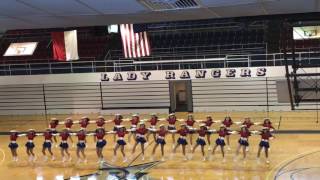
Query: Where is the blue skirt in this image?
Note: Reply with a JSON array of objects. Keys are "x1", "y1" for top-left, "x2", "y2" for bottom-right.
[
  {"x1": 156, "y1": 138, "x2": 166, "y2": 145},
  {"x1": 8, "y1": 142, "x2": 18, "y2": 149},
  {"x1": 196, "y1": 138, "x2": 206, "y2": 146},
  {"x1": 117, "y1": 139, "x2": 126, "y2": 146},
  {"x1": 25, "y1": 142, "x2": 35, "y2": 149},
  {"x1": 113, "y1": 127, "x2": 119, "y2": 131},
  {"x1": 60, "y1": 142, "x2": 69, "y2": 149},
  {"x1": 259, "y1": 141, "x2": 270, "y2": 148},
  {"x1": 96, "y1": 140, "x2": 107, "y2": 148},
  {"x1": 177, "y1": 138, "x2": 188, "y2": 145},
  {"x1": 77, "y1": 142, "x2": 86, "y2": 149},
  {"x1": 215, "y1": 139, "x2": 225, "y2": 146},
  {"x1": 136, "y1": 137, "x2": 147, "y2": 144},
  {"x1": 43, "y1": 142, "x2": 52, "y2": 149},
  {"x1": 239, "y1": 139, "x2": 249, "y2": 146}
]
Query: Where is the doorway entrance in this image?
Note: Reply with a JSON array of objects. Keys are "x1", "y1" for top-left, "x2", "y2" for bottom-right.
[{"x1": 169, "y1": 80, "x2": 193, "y2": 112}]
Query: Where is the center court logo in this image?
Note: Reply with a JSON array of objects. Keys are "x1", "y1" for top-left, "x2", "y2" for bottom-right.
[{"x1": 66, "y1": 161, "x2": 161, "y2": 180}]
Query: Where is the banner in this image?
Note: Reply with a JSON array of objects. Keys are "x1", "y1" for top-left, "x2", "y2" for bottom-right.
[
  {"x1": 101, "y1": 66, "x2": 286, "y2": 82},
  {"x1": 4, "y1": 42, "x2": 38, "y2": 56}
]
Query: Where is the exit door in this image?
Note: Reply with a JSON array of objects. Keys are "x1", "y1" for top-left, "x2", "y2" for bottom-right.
[{"x1": 169, "y1": 80, "x2": 193, "y2": 112}]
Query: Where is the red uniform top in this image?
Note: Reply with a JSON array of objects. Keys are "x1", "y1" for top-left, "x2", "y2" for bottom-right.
[
  {"x1": 77, "y1": 131, "x2": 86, "y2": 141},
  {"x1": 60, "y1": 131, "x2": 70, "y2": 141},
  {"x1": 186, "y1": 119, "x2": 195, "y2": 126},
  {"x1": 10, "y1": 133, "x2": 18, "y2": 141},
  {"x1": 136, "y1": 128, "x2": 148, "y2": 135},
  {"x1": 114, "y1": 118, "x2": 122, "y2": 126},
  {"x1": 27, "y1": 131, "x2": 36, "y2": 140},
  {"x1": 96, "y1": 119, "x2": 105, "y2": 127},
  {"x1": 261, "y1": 131, "x2": 273, "y2": 140},
  {"x1": 197, "y1": 129, "x2": 207, "y2": 137},
  {"x1": 44, "y1": 131, "x2": 53, "y2": 140},
  {"x1": 95, "y1": 129, "x2": 105, "y2": 140},
  {"x1": 167, "y1": 117, "x2": 177, "y2": 125},
  {"x1": 150, "y1": 117, "x2": 158, "y2": 126},
  {"x1": 223, "y1": 119, "x2": 233, "y2": 128},
  {"x1": 239, "y1": 130, "x2": 251, "y2": 138},
  {"x1": 50, "y1": 120, "x2": 59, "y2": 129},
  {"x1": 157, "y1": 129, "x2": 167, "y2": 137},
  {"x1": 177, "y1": 129, "x2": 188, "y2": 136},
  {"x1": 117, "y1": 131, "x2": 127, "y2": 138},
  {"x1": 130, "y1": 118, "x2": 140, "y2": 126},
  {"x1": 205, "y1": 120, "x2": 214, "y2": 127},
  {"x1": 243, "y1": 121, "x2": 254, "y2": 129},
  {"x1": 263, "y1": 123, "x2": 274, "y2": 130},
  {"x1": 218, "y1": 130, "x2": 228, "y2": 137},
  {"x1": 65, "y1": 119, "x2": 73, "y2": 128},
  {"x1": 80, "y1": 119, "x2": 89, "y2": 128}
]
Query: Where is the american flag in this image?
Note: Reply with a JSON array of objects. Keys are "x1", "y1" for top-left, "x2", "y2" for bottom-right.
[{"x1": 120, "y1": 24, "x2": 151, "y2": 58}]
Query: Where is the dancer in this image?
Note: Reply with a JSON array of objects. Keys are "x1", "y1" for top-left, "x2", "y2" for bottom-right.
[
  {"x1": 79, "y1": 116, "x2": 90, "y2": 130},
  {"x1": 92, "y1": 127, "x2": 107, "y2": 163},
  {"x1": 172, "y1": 124, "x2": 189, "y2": 161},
  {"x1": 59, "y1": 128, "x2": 72, "y2": 162},
  {"x1": 128, "y1": 114, "x2": 140, "y2": 143},
  {"x1": 112, "y1": 125, "x2": 129, "y2": 162},
  {"x1": 107, "y1": 114, "x2": 124, "y2": 142},
  {"x1": 95, "y1": 116, "x2": 105, "y2": 128},
  {"x1": 8, "y1": 130, "x2": 21, "y2": 162},
  {"x1": 192, "y1": 124, "x2": 211, "y2": 161},
  {"x1": 39, "y1": 128, "x2": 55, "y2": 161},
  {"x1": 222, "y1": 116, "x2": 233, "y2": 150},
  {"x1": 151, "y1": 124, "x2": 168, "y2": 161},
  {"x1": 146, "y1": 113, "x2": 159, "y2": 141},
  {"x1": 185, "y1": 114, "x2": 196, "y2": 147},
  {"x1": 74, "y1": 129, "x2": 88, "y2": 163},
  {"x1": 234, "y1": 126, "x2": 251, "y2": 160},
  {"x1": 49, "y1": 118, "x2": 59, "y2": 144},
  {"x1": 211, "y1": 125, "x2": 228, "y2": 162},
  {"x1": 257, "y1": 127, "x2": 274, "y2": 164},
  {"x1": 25, "y1": 129, "x2": 37, "y2": 162},
  {"x1": 132, "y1": 122, "x2": 148, "y2": 160}
]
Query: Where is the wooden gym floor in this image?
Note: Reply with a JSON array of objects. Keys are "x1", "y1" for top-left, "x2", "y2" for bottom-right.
[{"x1": 0, "y1": 111, "x2": 319, "y2": 180}]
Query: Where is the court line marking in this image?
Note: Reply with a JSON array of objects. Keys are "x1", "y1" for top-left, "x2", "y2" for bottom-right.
[
  {"x1": 265, "y1": 149, "x2": 320, "y2": 180},
  {"x1": 0, "y1": 148, "x2": 5, "y2": 165}
]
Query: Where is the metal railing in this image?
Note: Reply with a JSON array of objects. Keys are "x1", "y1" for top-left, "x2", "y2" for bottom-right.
[{"x1": 0, "y1": 51, "x2": 319, "y2": 76}]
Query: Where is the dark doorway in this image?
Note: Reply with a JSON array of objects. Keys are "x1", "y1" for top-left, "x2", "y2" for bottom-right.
[{"x1": 169, "y1": 80, "x2": 193, "y2": 112}]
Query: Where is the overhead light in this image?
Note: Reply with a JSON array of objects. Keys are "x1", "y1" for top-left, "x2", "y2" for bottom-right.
[{"x1": 137, "y1": 0, "x2": 202, "y2": 11}]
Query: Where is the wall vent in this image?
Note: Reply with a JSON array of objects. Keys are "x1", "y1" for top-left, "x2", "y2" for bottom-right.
[{"x1": 137, "y1": 0, "x2": 202, "y2": 11}]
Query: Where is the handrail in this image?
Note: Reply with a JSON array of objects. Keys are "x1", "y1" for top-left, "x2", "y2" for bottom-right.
[{"x1": 0, "y1": 51, "x2": 319, "y2": 76}]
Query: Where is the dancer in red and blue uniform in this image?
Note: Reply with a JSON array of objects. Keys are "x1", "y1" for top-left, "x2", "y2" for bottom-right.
[
  {"x1": 212, "y1": 125, "x2": 228, "y2": 162},
  {"x1": 74, "y1": 129, "x2": 88, "y2": 163},
  {"x1": 146, "y1": 113, "x2": 159, "y2": 141},
  {"x1": 222, "y1": 116, "x2": 233, "y2": 150},
  {"x1": 128, "y1": 114, "x2": 140, "y2": 143},
  {"x1": 59, "y1": 128, "x2": 72, "y2": 162},
  {"x1": 257, "y1": 127, "x2": 274, "y2": 164},
  {"x1": 8, "y1": 130, "x2": 20, "y2": 162},
  {"x1": 113, "y1": 125, "x2": 129, "y2": 162},
  {"x1": 92, "y1": 127, "x2": 107, "y2": 163},
  {"x1": 40, "y1": 128, "x2": 55, "y2": 161},
  {"x1": 173, "y1": 124, "x2": 189, "y2": 161},
  {"x1": 151, "y1": 124, "x2": 168, "y2": 161},
  {"x1": 234, "y1": 125, "x2": 251, "y2": 160},
  {"x1": 25, "y1": 129, "x2": 37, "y2": 162},
  {"x1": 132, "y1": 122, "x2": 148, "y2": 160},
  {"x1": 186, "y1": 114, "x2": 196, "y2": 146},
  {"x1": 192, "y1": 124, "x2": 211, "y2": 161}
]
